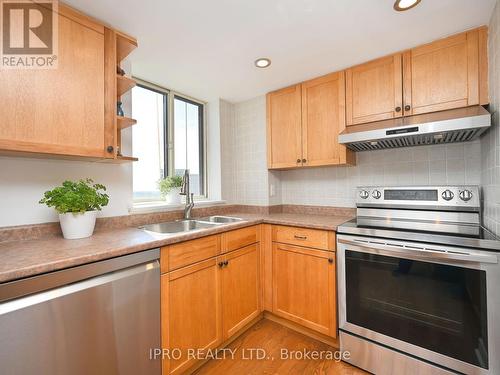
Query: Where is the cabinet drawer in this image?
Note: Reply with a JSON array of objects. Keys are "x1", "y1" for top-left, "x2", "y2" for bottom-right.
[
  {"x1": 221, "y1": 225, "x2": 259, "y2": 253},
  {"x1": 272, "y1": 225, "x2": 335, "y2": 251},
  {"x1": 162, "y1": 235, "x2": 220, "y2": 272}
]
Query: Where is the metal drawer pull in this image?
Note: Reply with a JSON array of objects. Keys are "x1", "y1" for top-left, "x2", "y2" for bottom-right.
[
  {"x1": 294, "y1": 235, "x2": 308, "y2": 240},
  {"x1": 338, "y1": 238, "x2": 498, "y2": 264}
]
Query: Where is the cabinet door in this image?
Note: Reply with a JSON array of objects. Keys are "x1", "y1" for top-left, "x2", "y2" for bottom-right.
[
  {"x1": 301, "y1": 72, "x2": 347, "y2": 167},
  {"x1": 404, "y1": 28, "x2": 488, "y2": 116},
  {"x1": 273, "y1": 243, "x2": 337, "y2": 337},
  {"x1": 0, "y1": 6, "x2": 105, "y2": 158},
  {"x1": 221, "y1": 244, "x2": 260, "y2": 340},
  {"x1": 162, "y1": 259, "x2": 222, "y2": 375},
  {"x1": 346, "y1": 54, "x2": 403, "y2": 125},
  {"x1": 266, "y1": 84, "x2": 303, "y2": 169}
]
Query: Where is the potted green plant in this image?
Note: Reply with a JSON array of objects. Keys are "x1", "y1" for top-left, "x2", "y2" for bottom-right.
[
  {"x1": 158, "y1": 175, "x2": 183, "y2": 204},
  {"x1": 39, "y1": 178, "x2": 109, "y2": 240}
]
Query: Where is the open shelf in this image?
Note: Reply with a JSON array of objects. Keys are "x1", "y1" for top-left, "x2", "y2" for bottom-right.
[
  {"x1": 116, "y1": 31, "x2": 138, "y2": 63},
  {"x1": 99, "y1": 155, "x2": 138, "y2": 163},
  {"x1": 117, "y1": 75, "x2": 136, "y2": 97},
  {"x1": 116, "y1": 155, "x2": 138, "y2": 163},
  {"x1": 117, "y1": 116, "x2": 137, "y2": 130}
]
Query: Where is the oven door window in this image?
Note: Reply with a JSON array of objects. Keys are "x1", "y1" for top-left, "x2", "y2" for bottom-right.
[{"x1": 345, "y1": 250, "x2": 488, "y2": 369}]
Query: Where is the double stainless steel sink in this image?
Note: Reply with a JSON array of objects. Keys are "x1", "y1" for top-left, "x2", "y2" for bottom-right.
[{"x1": 140, "y1": 216, "x2": 244, "y2": 235}]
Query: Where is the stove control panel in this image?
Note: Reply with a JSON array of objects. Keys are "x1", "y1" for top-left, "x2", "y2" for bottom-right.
[{"x1": 356, "y1": 186, "x2": 480, "y2": 209}]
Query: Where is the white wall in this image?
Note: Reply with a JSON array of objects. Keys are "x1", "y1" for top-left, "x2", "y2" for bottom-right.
[
  {"x1": 221, "y1": 95, "x2": 483, "y2": 208},
  {"x1": 0, "y1": 157, "x2": 133, "y2": 227},
  {"x1": 482, "y1": 0, "x2": 500, "y2": 236}
]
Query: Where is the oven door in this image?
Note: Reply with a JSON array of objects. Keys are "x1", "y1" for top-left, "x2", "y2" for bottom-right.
[{"x1": 337, "y1": 234, "x2": 500, "y2": 375}]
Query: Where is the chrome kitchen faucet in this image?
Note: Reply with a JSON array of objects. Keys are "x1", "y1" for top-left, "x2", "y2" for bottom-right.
[{"x1": 180, "y1": 169, "x2": 194, "y2": 219}]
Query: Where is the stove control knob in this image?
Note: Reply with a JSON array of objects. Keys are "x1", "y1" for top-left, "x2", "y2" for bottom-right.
[
  {"x1": 459, "y1": 189, "x2": 473, "y2": 202},
  {"x1": 372, "y1": 190, "x2": 382, "y2": 199},
  {"x1": 442, "y1": 189, "x2": 454, "y2": 201},
  {"x1": 359, "y1": 190, "x2": 369, "y2": 199}
]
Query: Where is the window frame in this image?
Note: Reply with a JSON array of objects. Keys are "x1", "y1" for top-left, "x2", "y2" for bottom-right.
[
  {"x1": 132, "y1": 78, "x2": 207, "y2": 203},
  {"x1": 171, "y1": 94, "x2": 206, "y2": 197}
]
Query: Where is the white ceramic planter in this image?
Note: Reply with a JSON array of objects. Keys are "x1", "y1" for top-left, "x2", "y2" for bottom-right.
[
  {"x1": 59, "y1": 210, "x2": 97, "y2": 240},
  {"x1": 165, "y1": 187, "x2": 182, "y2": 205}
]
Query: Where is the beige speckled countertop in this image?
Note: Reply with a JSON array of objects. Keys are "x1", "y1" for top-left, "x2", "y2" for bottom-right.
[{"x1": 0, "y1": 213, "x2": 353, "y2": 283}]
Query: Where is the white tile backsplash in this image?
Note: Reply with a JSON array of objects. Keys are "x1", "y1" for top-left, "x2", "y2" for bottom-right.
[
  {"x1": 220, "y1": 97, "x2": 275, "y2": 206},
  {"x1": 280, "y1": 141, "x2": 482, "y2": 207},
  {"x1": 482, "y1": 0, "x2": 500, "y2": 236}
]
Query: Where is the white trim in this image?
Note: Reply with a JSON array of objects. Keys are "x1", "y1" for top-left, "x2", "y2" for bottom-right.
[{"x1": 130, "y1": 200, "x2": 227, "y2": 214}]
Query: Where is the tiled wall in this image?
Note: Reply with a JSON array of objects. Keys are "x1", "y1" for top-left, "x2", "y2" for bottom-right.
[
  {"x1": 220, "y1": 97, "x2": 277, "y2": 205},
  {"x1": 281, "y1": 142, "x2": 482, "y2": 207},
  {"x1": 221, "y1": 96, "x2": 482, "y2": 209},
  {"x1": 482, "y1": 0, "x2": 500, "y2": 236}
]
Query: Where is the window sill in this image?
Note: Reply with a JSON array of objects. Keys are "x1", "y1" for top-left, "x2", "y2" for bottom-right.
[{"x1": 130, "y1": 199, "x2": 227, "y2": 214}]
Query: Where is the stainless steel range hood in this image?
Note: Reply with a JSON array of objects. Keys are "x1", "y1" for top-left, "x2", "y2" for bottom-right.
[{"x1": 339, "y1": 106, "x2": 491, "y2": 151}]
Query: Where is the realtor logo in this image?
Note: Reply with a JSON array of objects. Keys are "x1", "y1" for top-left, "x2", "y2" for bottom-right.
[{"x1": 0, "y1": 0, "x2": 58, "y2": 68}]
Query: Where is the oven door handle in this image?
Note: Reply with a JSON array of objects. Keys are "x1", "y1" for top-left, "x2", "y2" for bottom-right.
[{"x1": 338, "y1": 238, "x2": 498, "y2": 264}]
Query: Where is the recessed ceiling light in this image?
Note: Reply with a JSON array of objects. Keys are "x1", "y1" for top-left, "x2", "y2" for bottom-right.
[
  {"x1": 255, "y1": 58, "x2": 271, "y2": 68},
  {"x1": 394, "y1": 0, "x2": 421, "y2": 11}
]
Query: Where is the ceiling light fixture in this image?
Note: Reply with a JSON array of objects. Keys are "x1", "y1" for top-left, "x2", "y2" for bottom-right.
[
  {"x1": 255, "y1": 58, "x2": 271, "y2": 68},
  {"x1": 393, "y1": 0, "x2": 421, "y2": 11}
]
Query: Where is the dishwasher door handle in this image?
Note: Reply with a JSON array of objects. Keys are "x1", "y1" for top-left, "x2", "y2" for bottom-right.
[{"x1": 0, "y1": 260, "x2": 159, "y2": 315}]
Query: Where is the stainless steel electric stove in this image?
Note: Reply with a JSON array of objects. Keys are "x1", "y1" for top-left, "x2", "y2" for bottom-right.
[{"x1": 336, "y1": 186, "x2": 500, "y2": 375}]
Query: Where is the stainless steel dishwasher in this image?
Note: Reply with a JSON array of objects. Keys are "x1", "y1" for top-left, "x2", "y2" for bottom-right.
[{"x1": 0, "y1": 248, "x2": 161, "y2": 375}]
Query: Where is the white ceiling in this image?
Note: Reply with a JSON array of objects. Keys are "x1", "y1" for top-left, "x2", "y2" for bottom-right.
[{"x1": 65, "y1": 0, "x2": 496, "y2": 103}]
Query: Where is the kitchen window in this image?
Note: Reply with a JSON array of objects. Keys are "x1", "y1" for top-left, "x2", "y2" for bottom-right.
[{"x1": 132, "y1": 81, "x2": 206, "y2": 203}]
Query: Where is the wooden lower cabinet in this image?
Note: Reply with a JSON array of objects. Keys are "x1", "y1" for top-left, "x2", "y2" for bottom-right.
[
  {"x1": 161, "y1": 258, "x2": 222, "y2": 375},
  {"x1": 221, "y1": 244, "x2": 260, "y2": 339},
  {"x1": 161, "y1": 224, "x2": 338, "y2": 374},
  {"x1": 272, "y1": 243, "x2": 337, "y2": 337},
  {"x1": 161, "y1": 228, "x2": 261, "y2": 374}
]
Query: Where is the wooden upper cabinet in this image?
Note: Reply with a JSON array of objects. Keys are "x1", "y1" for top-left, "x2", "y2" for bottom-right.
[
  {"x1": 404, "y1": 27, "x2": 488, "y2": 116},
  {"x1": 346, "y1": 53, "x2": 403, "y2": 126},
  {"x1": 302, "y1": 71, "x2": 352, "y2": 167},
  {"x1": 267, "y1": 77, "x2": 355, "y2": 170},
  {"x1": 266, "y1": 84, "x2": 302, "y2": 169},
  {"x1": 0, "y1": 5, "x2": 106, "y2": 158}
]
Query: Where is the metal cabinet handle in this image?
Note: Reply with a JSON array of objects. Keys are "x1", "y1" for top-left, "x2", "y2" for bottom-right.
[
  {"x1": 328, "y1": 258, "x2": 334, "y2": 264},
  {"x1": 296, "y1": 159, "x2": 301, "y2": 163},
  {"x1": 218, "y1": 261, "x2": 224, "y2": 268},
  {"x1": 395, "y1": 106, "x2": 401, "y2": 112},
  {"x1": 106, "y1": 146, "x2": 114, "y2": 153},
  {"x1": 302, "y1": 159, "x2": 307, "y2": 163},
  {"x1": 404, "y1": 105, "x2": 411, "y2": 111},
  {"x1": 224, "y1": 260, "x2": 229, "y2": 267},
  {"x1": 294, "y1": 235, "x2": 307, "y2": 240}
]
